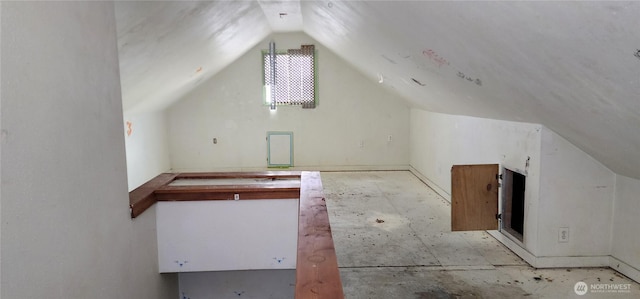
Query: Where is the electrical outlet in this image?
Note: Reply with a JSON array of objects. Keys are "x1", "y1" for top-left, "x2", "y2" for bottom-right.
[
  {"x1": 559, "y1": 227, "x2": 569, "y2": 243},
  {"x1": 234, "y1": 194, "x2": 240, "y2": 201}
]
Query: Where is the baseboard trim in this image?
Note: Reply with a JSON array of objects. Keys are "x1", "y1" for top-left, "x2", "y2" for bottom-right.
[
  {"x1": 171, "y1": 165, "x2": 410, "y2": 173},
  {"x1": 292, "y1": 165, "x2": 410, "y2": 172},
  {"x1": 487, "y1": 230, "x2": 537, "y2": 266},
  {"x1": 535, "y1": 255, "x2": 610, "y2": 268},
  {"x1": 489, "y1": 231, "x2": 640, "y2": 284},
  {"x1": 408, "y1": 166, "x2": 451, "y2": 203},
  {"x1": 610, "y1": 256, "x2": 640, "y2": 283},
  {"x1": 487, "y1": 231, "x2": 612, "y2": 269}
]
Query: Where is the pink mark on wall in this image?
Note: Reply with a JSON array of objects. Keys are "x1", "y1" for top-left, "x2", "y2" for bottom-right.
[
  {"x1": 126, "y1": 121, "x2": 133, "y2": 136},
  {"x1": 422, "y1": 49, "x2": 450, "y2": 68}
]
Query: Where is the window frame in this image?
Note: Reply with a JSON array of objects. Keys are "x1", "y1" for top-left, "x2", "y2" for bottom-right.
[{"x1": 262, "y1": 45, "x2": 317, "y2": 109}]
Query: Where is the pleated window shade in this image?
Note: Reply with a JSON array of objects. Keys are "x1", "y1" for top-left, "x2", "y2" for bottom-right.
[{"x1": 263, "y1": 45, "x2": 316, "y2": 109}]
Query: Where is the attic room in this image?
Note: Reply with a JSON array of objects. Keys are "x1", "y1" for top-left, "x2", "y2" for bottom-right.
[{"x1": 1, "y1": 1, "x2": 639, "y2": 298}]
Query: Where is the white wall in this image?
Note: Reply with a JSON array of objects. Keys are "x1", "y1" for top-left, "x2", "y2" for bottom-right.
[
  {"x1": 157, "y1": 200, "x2": 298, "y2": 273},
  {"x1": 409, "y1": 109, "x2": 542, "y2": 196},
  {"x1": 167, "y1": 32, "x2": 410, "y2": 172},
  {"x1": 0, "y1": 2, "x2": 176, "y2": 298},
  {"x1": 179, "y1": 270, "x2": 295, "y2": 299},
  {"x1": 611, "y1": 175, "x2": 640, "y2": 281},
  {"x1": 124, "y1": 111, "x2": 171, "y2": 191},
  {"x1": 0, "y1": 2, "x2": 3, "y2": 292},
  {"x1": 537, "y1": 127, "x2": 614, "y2": 260},
  {"x1": 410, "y1": 109, "x2": 620, "y2": 269},
  {"x1": 409, "y1": 109, "x2": 542, "y2": 255}
]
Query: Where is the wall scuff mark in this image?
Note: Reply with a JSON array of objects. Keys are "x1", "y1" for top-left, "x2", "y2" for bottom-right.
[
  {"x1": 421, "y1": 48, "x2": 482, "y2": 86},
  {"x1": 381, "y1": 54, "x2": 397, "y2": 64},
  {"x1": 411, "y1": 78, "x2": 426, "y2": 86},
  {"x1": 126, "y1": 121, "x2": 133, "y2": 136},
  {"x1": 634, "y1": 49, "x2": 640, "y2": 60},
  {"x1": 422, "y1": 49, "x2": 450, "y2": 67},
  {"x1": 457, "y1": 71, "x2": 482, "y2": 86},
  {"x1": 273, "y1": 257, "x2": 286, "y2": 264},
  {"x1": 175, "y1": 260, "x2": 189, "y2": 267}
]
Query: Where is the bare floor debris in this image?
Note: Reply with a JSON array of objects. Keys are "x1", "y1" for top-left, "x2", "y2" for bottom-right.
[{"x1": 321, "y1": 171, "x2": 640, "y2": 299}]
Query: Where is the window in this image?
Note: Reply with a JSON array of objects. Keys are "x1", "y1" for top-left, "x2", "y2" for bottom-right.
[{"x1": 263, "y1": 44, "x2": 316, "y2": 109}]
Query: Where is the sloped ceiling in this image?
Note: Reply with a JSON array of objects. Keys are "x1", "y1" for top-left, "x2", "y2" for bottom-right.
[
  {"x1": 115, "y1": 1, "x2": 272, "y2": 113},
  {"x1": 115, "y1": 1, "x2": 640, "y2": 179}
]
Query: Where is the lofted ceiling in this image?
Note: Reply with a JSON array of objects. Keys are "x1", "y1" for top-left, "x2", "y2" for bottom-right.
[{"x1": 115, "y1": 1, "x2": 640, "y2": 179}]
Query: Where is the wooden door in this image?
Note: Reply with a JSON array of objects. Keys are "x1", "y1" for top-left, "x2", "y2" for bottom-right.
[{"x1": 451, "y1": 164, "x2": 499, "y2": 231}]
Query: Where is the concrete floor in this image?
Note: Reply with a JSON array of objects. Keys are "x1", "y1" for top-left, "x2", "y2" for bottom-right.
[{"x1": 321, "y1": 171, "x2": 640, "y2": 299}]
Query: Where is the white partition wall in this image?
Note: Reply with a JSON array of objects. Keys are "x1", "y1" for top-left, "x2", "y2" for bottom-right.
[
  {"x1": 178, "y1": 270, "x2": 296, "y2": 299},
  {"x1": 156, "y1": 199, "x2": 299, "y2": 273},
  {"x1": 1, "y1": 2, "x2": 178, "y2": 298}
]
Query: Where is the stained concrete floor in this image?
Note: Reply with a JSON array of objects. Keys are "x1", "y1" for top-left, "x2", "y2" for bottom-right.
[{"x1": 320, "y1": 171, "x2": 640, "y2": 299}]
